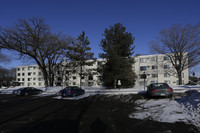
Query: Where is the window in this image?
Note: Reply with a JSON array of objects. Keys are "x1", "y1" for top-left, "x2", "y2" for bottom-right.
[
  {"x1": 33, "y1": 72, "x2": 36, "y2": 75},
  {"x1": 73, "y1": 82, "x2": 76, "y2": 85},
  {"x1": 73, "y1": 76, "x2": 76, "y2": 80},
  {"x1": 22, "y1": 73, "x2": 25, "y2": 76},
  {"x1": 17, "y1": 73, "x2": 20, "y2": 76},
  {"x1": 28, "y1": 78, "x2": 31, "y2": 81},
  {"x1": 81, "y1": 76, "x2": 84, "y2": 79},
  {"x1": 57, "y1": 77, "x2": 62, "y2": 81},
  {"x1": 164, "y1": 56, "x2": 170, "y2": 61},
  {"x1": 18, "y1": 78, "x2": 20, "y2": 81},
  {"x1": 66, "y1": 71, "x2": 70, "y2": 74},
  {"x1": 57, "y1": 71, "x2": 60, "y2": 75},
  {"x1": 28, "y1": 67, "x2": 31, "y2": 70},
  {"x1": 140, "y1": 66, "x2": 146, "y2": 71},
  {"x1": 33, "y1": 82, "x2": 36, "y2": 85},
  {"x1": 140, "y1": 58, "x2": 147, "y2": 63},
  {"x1": 66, "y1": 77, "x2": 69, "y2": 80},
  {"x1": 39, "y1": 72, "x2": 42, "y2": 75},
  {"x1": 152, "y1": 74, "x2": 158, "y2": 78},
  {"x1": 28, "y1": 72, "x2": 31, "y2": 76},
  {"x1": 164, "y1": 73, "x2": 170, "y2": 77},
  {"x1": 39, "y1": 83, "x2": 42, "y2": 86},
  {"x1": 151, "y1": 56, "x2": 157, "y2": 61},
  {"x1": 17, "y1": 68, "x2": 20, "y2": 71},
  {"x1": 88, "y1": 75, "x2": 93, "y2": 80},
  {"x1": 22, "y1": 78, "x2": 24, "y2": 81},
  {"x1": 33, "y1": 78, "x2": 36, "y2": 81},
  {"x1": 39, "y1": 78, "x2": 42, "y2": 81},
  {"x1": 152, "y1": 66, "x2": 158, "y2": 70},
  {"x1": 164, "y1": 65, "x2": 170, "y2": 69},
  {"x1": 22, "y1": 67, "x2": 24, "y2": 71}
]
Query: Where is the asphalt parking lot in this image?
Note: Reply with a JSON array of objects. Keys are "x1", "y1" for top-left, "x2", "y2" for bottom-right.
[{"x1": 0, "y1": 94, "x2": 198, "y2": 133}]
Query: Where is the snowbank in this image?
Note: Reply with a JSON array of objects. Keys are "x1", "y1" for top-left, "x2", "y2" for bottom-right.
[{"x1": 129, "y1": 89, "x2": 200, "y2": 129}]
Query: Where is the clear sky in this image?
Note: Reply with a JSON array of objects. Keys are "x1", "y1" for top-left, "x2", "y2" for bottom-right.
[{"x1": 1, "y1": 0, "x2": 200, "y2": 75}]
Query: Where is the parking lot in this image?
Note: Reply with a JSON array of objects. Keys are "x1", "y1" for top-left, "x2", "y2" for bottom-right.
[{"x1": 0, "y1": 93, "x2": 199, "y2": 133}]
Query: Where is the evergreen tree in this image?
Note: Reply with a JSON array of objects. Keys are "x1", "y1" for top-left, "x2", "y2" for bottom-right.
[
  {"x1": 99, "y1": 23, "x2": 136, "y2": 88},
  {"x1": 69, "y1": 31, "x2": 94, "y2": 87}
]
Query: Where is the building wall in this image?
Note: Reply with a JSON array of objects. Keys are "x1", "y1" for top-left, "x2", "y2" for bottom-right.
[
  {"x1": 134, "y1": 54, "x2": 189, "y2": 87},
  {"x1": 16, "y1": 65, "x2": 45, "y2": 87},
  {"x1": 16, "y1": 54, "x2": 189, "y2": 87}
]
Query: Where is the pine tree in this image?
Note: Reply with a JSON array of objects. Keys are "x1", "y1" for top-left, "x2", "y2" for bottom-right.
[
  {"x1": 68, "y1": 31, "x2": 94, "y2": 87},
  {"x1": 99, "y1": 23, "x2": 136, "y2": 88}
]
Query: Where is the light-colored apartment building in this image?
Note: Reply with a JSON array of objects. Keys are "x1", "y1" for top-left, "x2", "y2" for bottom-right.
[
  {"x1": 16, "y1": 54, "x2": 189, "y2": 87},
  {"x1": 134, "y1": 54, "x2": 189, "y2": 86}
]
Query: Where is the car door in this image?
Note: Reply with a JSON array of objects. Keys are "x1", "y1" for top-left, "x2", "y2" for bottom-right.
[{"x1": 27, "y1": 87, "x2": 33, "y2": 95}]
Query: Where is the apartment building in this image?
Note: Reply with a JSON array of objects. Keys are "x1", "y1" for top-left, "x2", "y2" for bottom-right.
[
  {"x1": 16, "y1": 65, "x2": 45, "y2": 87},
  {"x1": 16, "y1": 59, "x2": 105, "y2": 87},
  {"x1": 134, "y1": 54, "x2": 189, "y2": 86},
  {"x1": 16, "y1": 54, "x2": 189, "y2": 87}
]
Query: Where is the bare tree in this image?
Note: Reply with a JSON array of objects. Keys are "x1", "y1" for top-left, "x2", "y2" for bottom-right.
[
  {"x1": 0, "y1": 17, "x2": 72, "y2": 87},
  {"x1": 0, "y1": 49, "x2": 11, "y2": 64},
  {"x1": 150, "y1": 23, "x2": 200, "y2": 85}
]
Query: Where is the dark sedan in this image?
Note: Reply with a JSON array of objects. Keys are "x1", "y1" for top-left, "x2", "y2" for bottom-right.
[
  {"x1": 147, "y1": 83, "x2": 173, "y2": 98},
  {"x1": 13, "y1": 87, "x2": 43, "y2": 96},
  {"x1": 59, "y1": 86, "x2": 85, "y2": 97}
]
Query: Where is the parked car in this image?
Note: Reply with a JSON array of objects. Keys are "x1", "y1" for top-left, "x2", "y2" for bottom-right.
[
  {"x1": 13, "y1": 87, "x2": 43, "y2": 96},
  {"x1": 59, "y1": 86, "x2": 85, "y2": 97},
  {"x1": 147, "y1": 83, "x2": 173, "y2": 98}
]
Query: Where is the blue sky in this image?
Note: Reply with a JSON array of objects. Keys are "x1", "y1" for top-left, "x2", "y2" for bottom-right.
[{"x1": 1, "y1": 0, "x2": 200, "y2": 75}]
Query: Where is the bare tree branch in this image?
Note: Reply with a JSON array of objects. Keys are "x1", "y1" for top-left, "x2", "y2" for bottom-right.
[{"x1": 150, "y1": 23, "x2": 200, "y2": 85}]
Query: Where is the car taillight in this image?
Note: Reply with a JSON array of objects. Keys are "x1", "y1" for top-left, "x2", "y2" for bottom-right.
[
  {"x1": 152, "y1": 89, "x2": 157, "y2": 92},
  {"x1": 68, "y1": 90, "x2": 71, "y2": 94},
  {"x1": 168, "y1": 88, "x2": 173, "y2": 92}
]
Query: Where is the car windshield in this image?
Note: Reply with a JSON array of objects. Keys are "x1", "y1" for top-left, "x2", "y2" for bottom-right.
[
  {"x1": 18, "y1": 88, "x2": 26, "y2": 90},
  {"x1": 152, "y1": 83, "x2": 169, "y2": 88},
  {"x1": 64, "y1": 87, "x2": 72, "y2": 90}
]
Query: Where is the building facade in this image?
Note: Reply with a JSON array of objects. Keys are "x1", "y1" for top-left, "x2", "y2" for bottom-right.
[
  {"x1": 16, "y1": 54, "x2": 189, "y2": 87},
  {"x1": 134, "y1": 54, "x2": 189, "y2": 86}
]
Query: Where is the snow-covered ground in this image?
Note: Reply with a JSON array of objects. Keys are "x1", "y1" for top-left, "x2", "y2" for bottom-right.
[
  {"x1": 1, "y1": 85, "x2": 200, "y2": 129},
  {"x1": 128, "y1": 86, "x2": 200, "y2": 130}
]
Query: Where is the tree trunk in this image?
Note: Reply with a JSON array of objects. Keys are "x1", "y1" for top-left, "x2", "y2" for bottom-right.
[
  {"x1": 114, "y1": 79, "x2": 117, "y2": 89},
  {"x1": 80, "y1": 66, "x2": 82, "y2": 88},
  {"x1": 177, "y1": 72, "x2": 182, "y2": 85}
]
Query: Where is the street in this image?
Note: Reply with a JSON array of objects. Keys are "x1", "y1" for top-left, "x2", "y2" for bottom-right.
[{"x1": 0, "y1": 94, "x2": 198, "y2": 133}]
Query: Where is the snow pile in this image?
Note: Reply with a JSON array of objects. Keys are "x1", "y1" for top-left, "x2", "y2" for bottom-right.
[
  {"x1": 172, "y1": 85, "x2": 200, "y2": 93},
  {"x1": 0, "y1": 86, "x2": 22, "y2": 94},
  {"x1": 54, "y1": 93, "x2": 92, "y2": 100},
  {"x1": 176, "y1": 90, "x2": 200, "y2": 128},
  {"x1": 129, "y1": 99, "x2": 191, "y2": 124},
  {"x1": 129, "y1": 90, "x2": 200, "y2": 129}
]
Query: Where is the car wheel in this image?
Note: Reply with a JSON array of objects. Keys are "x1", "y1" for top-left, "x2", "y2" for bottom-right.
[
  {"x1": 73, "y1": 93, "x2": 76, "y2": 97},
  {"x1": 24, "y1": 92, "x2": 28, "y2": 96}
]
